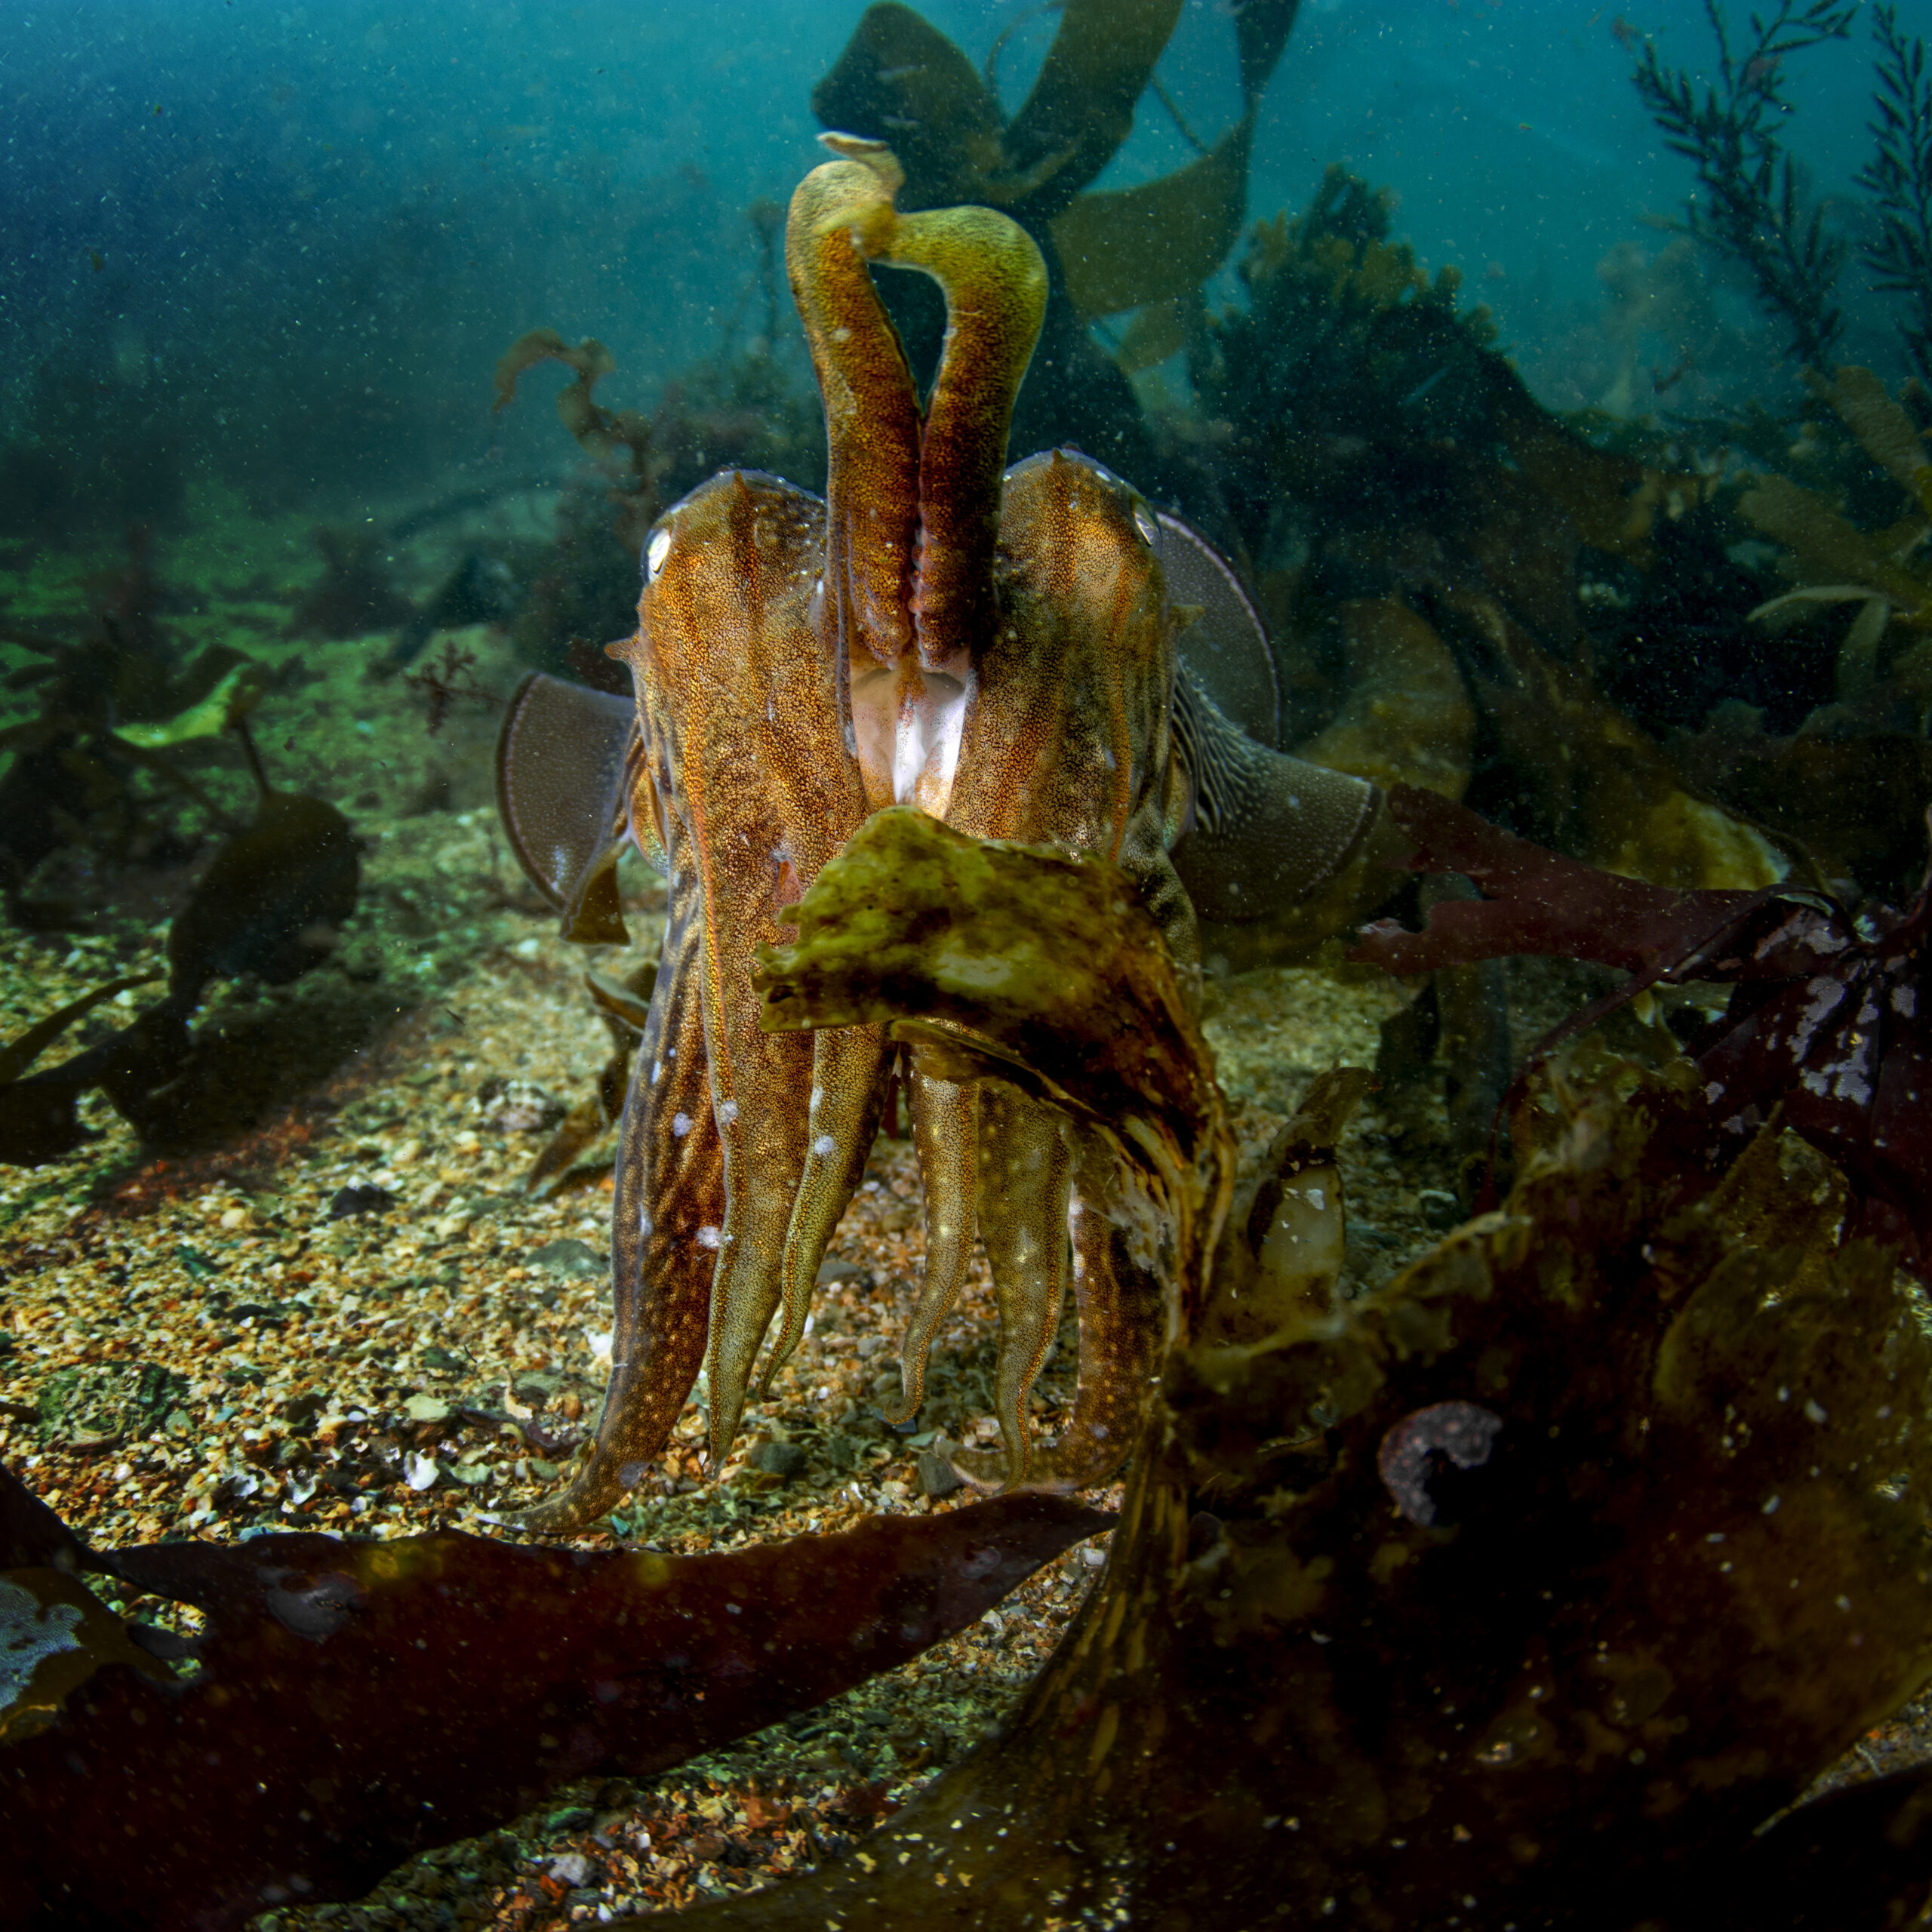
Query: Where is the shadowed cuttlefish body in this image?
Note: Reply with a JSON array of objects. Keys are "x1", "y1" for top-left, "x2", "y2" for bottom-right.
[{"x1": 495, "y1": 135, "x2": 1403, "y2": 1529}]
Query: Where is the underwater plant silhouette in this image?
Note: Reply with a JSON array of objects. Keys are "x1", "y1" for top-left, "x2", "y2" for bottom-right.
[
  {"x1": 1633, "y1": 0, "x2": 1856, "y2": 370},
  {"x1": 1860, "y1": 5, "x2": 1932, "y2": 385}
]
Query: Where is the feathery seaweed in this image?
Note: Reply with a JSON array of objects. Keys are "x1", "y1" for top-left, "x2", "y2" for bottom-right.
[
  {"x1": 1860, "y1": 4, "x2": 1932, "y2": 383},
  {"x1": 1633, "y1": 0, "x2": 1856, "y2": 370}
]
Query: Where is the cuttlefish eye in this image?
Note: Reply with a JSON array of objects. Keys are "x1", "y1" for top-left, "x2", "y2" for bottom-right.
[{"x1": 646, "y1": 527, "x2": 672, "y2": 581}]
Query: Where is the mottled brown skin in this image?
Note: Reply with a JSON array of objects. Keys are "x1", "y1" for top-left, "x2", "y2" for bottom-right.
[{"x1": 519, "y1": 139, "x2": 1386, "y2": 1529}]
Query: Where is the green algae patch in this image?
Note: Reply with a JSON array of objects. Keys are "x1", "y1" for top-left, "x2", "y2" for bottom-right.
[{"x1": 756, "y1": 804, "x2": 1217, "y2": 1176}]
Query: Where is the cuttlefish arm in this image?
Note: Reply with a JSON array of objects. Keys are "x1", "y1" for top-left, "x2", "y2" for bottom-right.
[
  {"x1": 928, "y1": 446, "x2": 1193, "y2": 1491},
  {"x1": 512, "y1": 797, "x2": 719, "y2": 1533},
  {"x1": 616, "y1": 473, "x2": 890, "y2": 1475}
]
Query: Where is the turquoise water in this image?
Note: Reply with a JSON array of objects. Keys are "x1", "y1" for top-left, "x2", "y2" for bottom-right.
[{"x1": 0, "y1": 0, "x2": 1903, "y2": 514}]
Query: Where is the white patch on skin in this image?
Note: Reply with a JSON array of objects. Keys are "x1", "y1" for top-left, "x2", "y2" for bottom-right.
[
  {"x1": 900, "y1": 669, "x2": 972, "y2": 814},
  {"x1": 647, "y1": 528, "x2": 672, "y2": 581},
  {"x1": 638, "y1": 1211, "x2": 654, "y2": 1237},
  {"x1": 813, "y1": 1134, "x2": 836, "y2": 1158},
  {"x1": 697, "y1": 1226, "x2": 722, "y2": 1250},
  {"x1": 849, "y1": 667, "x2": 897, "y2": 793},
  {"x1": 650, "y1": 1062, "x2": 663, "y2": 1085},
  {"x1": 717, "y1": 1097, "x2": 740, "y2": 1126},
  {"x1": 809, "y1": 1087, "x2": 825, "y2": 1113},
  {"x1": 672, "y1": 1112, "x2": 693, "y2": 1138}
]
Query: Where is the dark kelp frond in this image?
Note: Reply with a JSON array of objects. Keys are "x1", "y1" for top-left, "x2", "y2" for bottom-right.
[
  {"x1": 0, "y1": 1460, "x2": 1106, "y2": 1930},
  {"x1": 1351, "y1": 782, "x2": 1932, "y2": 1269}
]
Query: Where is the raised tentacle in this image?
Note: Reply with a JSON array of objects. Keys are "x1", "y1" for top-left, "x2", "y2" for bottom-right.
[
  {"x1": 935, "y1": 453, "x2": 1190, "y2": 1484},
  {"x1": 860, "y1": 195, "x2": 1048, "y2": 672},
  {"x1": 512, "y1": 817, "x2": 718, "y2": 1533},
  {"x1": 786, "y1": 140, "x2": 921, "y2": 690},
  {"x1": 880, "y1": 1067, "x2": 980, "y2": 1426},
  {"x1": 612, "y1": 470, "x2": 872, "y2": 1472}
]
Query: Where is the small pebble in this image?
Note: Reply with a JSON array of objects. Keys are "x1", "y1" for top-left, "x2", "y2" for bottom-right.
[
  {"x1": 749, "y1": 1439, "x2": 808, "y2": 1480},
  {"x1": 528, "y1": 1238, "x2": 605, "y2": 1279},
  {"x1": 329, "y1": 1183, "x2": 396, "y2": 1220},
  {"x1": 474, "y1": 1075, "x2": 566, "y2": 1134}
]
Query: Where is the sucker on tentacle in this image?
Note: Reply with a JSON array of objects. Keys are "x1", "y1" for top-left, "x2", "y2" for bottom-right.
[{"x1": 498, "y1": 136, "x2": 1400, "y2": 1530}]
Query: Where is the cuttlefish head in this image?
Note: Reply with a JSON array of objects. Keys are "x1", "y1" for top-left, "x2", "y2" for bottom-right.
[{"x1": 506, "y1": 138, "x2": 1386, "y2": 1531}]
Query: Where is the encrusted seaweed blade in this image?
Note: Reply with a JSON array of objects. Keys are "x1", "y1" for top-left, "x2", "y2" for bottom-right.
[{"x1": 0, "y1": 1490, "x2": 1108, "y2": 1930}]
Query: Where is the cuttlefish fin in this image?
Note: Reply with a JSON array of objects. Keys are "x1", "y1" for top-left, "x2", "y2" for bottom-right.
[
  {"x1": 494, "y1": 669, "x2": 645, "y2": 944},
  {"x1": 1015, "y1": 1124, "x2": 1171, "y2": 1491},
  {"x1": 1167, "y1": 665, "x2": 1387, "y2": 925}
]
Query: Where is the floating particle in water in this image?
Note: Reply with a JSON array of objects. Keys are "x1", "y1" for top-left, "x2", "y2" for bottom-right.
[{"x1": 1377, "y1": 1401, "x2": 1503, "y2": 1527}]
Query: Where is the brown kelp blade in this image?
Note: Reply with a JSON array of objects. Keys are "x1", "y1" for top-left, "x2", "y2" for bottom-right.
[
  {"x1": 1347, "y1": 781, "x2": 1779, "y2": 979},
  {"x1": 808, "y1": 3, "x2": 1003, "y2": 211},
  {"x1": 1050, "y1": 116, "x2": 1255, "y2": 319},
  {"x1": 0, "y1": 1457, "x2": 1109, "y2": 1932},
  {"x1": 1000, "y1": 0, "x2": 1184, "y2": 214},
  {"x1": 495, "y1": 669, "x2": 642, "y2": 944}
]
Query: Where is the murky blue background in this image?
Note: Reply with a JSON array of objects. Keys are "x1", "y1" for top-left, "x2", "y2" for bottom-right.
[{"x1": 0, "y1": 1, "x2": 1896, "y2": 506}]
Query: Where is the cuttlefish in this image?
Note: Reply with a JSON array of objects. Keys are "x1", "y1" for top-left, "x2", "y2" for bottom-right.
[{"x1": 496, "y1": 136, "x2": 1397, "y2": 1531}]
